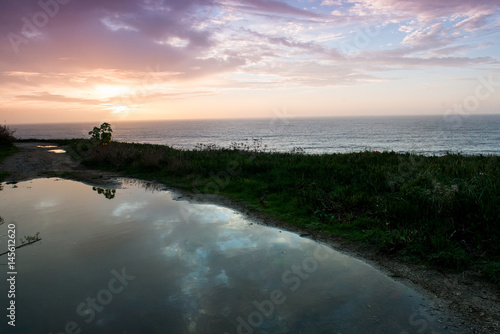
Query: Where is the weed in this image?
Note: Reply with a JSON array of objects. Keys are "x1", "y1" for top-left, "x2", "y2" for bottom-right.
[
  {"x1": 482, "y1": 262, "x2": 500, "y2": 284},
  {"x1": 0, "y1": 124, "x2": 16, "y2": 147}
]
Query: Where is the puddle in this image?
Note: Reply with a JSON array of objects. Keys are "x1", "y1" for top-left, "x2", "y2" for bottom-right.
[
  {"x1": 48, "y1": 149, "x2": 66, "y2": 154},
  {"x1": 0, "y1": 178, "x2": 450, "y2": 333},
  {"x1": 35, "y1": 145, "x2": 66, "y2": 153}
]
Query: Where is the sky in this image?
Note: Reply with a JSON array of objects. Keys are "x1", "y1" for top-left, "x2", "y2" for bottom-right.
[{"x1": 1, "y1": 0, "x2": 500, "y2": 124}]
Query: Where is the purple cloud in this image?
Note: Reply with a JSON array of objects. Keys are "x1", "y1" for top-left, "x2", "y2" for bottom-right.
[{"x1": 230, "y1": 0, "x2": 320, "y2": 18}]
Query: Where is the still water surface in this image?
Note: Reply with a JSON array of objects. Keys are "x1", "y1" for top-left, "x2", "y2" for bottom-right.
[{"x1": 0, "y1": 178, "x2": 450, "y2": 333}]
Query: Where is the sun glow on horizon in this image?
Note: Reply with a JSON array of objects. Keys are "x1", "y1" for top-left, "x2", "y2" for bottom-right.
[{"x1": 111, "y1": 105, "x2": 132, "y2": 115}]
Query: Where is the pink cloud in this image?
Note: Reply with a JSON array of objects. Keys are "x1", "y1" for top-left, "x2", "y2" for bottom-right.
[
  {"x1": 15, "y1": 92, "x2": 102, "y2": 104},
  {"x1": 0, "y1": 0, "x2": 218, "y2": 72},
  {"x1": 342, "y1": 0, "x2": 498, "y2": 22},
  {"x1": 401, "y1": 23, "x2": 451, "y2": 47},
  {"x1": 228, "y1": 0, "x2": 321, "y2": 18},
  {"x1": 335, "y1": 0, "x2": 500, "y2": 56}
]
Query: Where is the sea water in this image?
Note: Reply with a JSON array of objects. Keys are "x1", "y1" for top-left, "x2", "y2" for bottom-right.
[{"x1": 12, "y1": 115, "x2": 500, "y2": 155}]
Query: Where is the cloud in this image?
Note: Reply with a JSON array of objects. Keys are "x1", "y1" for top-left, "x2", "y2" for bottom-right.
[
  {"x1": 340, "y1": 0, "x2": 498, "y2": 22},
  {"x1": 321, "y1": 0, "x2": 342, "y2": 5},
  {"x1": 2, "y1": 0, "x2": 495, "y2": 82},
  {"x1": 401, "y1": 23, "x2": 451, "y2": 47},
  {"x1": 0, "y1": 0, "x2": 218, "y2": 73},
  {"x1": 138, "y1": 91, "x2": 216, "y2": 102},
  {"x1": 15, "y1": 92, "x2": 103, "y2": 104},
  {"x1": 453, "y1": 12, "x2": 493, "y2": 32},
  {"x1": 332, "y1": 0, "x2": 500, "y2": 63},
  {"x1": 239, "y1": 28, "x2": 331, "y2": 55},
  {"x1": 227, "y1": 0, "x2": 321, "y2": 18},
  {"x1": 331, "y1": 0, "x2": 500, "y2": 49}
]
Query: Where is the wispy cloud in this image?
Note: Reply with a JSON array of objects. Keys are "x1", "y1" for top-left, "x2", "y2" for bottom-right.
[
  {"x1": 225, "y1": 0, "x2": 322, "y2": 18},
  {"x1": 15, "y1": 92, "x2": 102, "y2": 104}
]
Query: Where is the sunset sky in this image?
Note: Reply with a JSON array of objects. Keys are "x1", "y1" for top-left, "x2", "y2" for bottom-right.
[{"x1": 1, "y1": 0, "x2": 500, "y2": 124}]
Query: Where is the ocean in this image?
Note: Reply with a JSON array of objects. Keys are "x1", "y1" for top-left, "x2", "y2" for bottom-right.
[{"x1": 11, "y1": 114, "x2": 500, "y2": 155}]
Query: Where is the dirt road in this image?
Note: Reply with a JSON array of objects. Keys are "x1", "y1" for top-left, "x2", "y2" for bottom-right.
[{"x1": 0, "y1": 142, "x2": 119, "y2": 186}]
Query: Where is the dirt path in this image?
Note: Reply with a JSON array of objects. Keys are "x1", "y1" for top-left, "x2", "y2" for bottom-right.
[
  {"x1": 0, "y1": 142, "x2": 119, "y2": 186},
  {"x1": 1, "y1": 142, "x2": 499, "y2": 333}
]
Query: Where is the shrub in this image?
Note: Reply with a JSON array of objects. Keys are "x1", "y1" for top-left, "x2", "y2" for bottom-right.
[
  {"x1": 483, "y1": 262, "x2": 500, "y2": 284},
  {"x1": 89, "y1": 122, "x2": 113, "y2": 146},
  {"x1": 0, "y1": 124, "x2": 16, "y2": 147}
]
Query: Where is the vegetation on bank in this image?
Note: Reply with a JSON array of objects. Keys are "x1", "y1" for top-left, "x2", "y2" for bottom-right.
[
  {"x1": 0, "y1": 124, "x2": 16, "y2": 147},
  {"x1": 0, "y1": 125, "x2": 18, "y2": 181},
  {"x1": 0, "y1": 145, "x2": 17, "y2": 164},
  {"x1": 60, "y1": 138, "x2": 500, "y2": 283}
]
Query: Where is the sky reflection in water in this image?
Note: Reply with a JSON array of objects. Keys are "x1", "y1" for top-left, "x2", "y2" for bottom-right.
[{"x1": 0, "y1": 178, "x2": 448, "y2": 333}]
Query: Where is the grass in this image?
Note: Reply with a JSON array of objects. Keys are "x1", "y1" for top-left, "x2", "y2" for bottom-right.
[
  {"x1": 0, "y1": 145, "x2": 18, "y2": 163},
  {"x1": 0, "y1": 125, "x2": 19, "y2": 182},
  {"x1": 41, "y1": 139, "x2": 500, "y2": 284},
  {"x1": 483, "y1": 262, "x2": 500, "y2": 284},
  {"x1": 0, "y1": 124, "x2": 16, "y2": 147}
]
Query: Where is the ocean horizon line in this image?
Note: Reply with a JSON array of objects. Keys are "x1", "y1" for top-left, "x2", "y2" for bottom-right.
[{"x1": 8, "y1": 113, "x2": 500, "y2": 127}]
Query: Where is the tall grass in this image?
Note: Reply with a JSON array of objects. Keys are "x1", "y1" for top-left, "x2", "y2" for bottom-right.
[
  {"x1": 0, "y1": 124, "x2": 16, "y2": 147},
  {"x1": 66, "y1": 139, "x2": 500, "y2": 281},
  {"x1": 0, "y1": 125, "x2": 18, "y2": 181}
]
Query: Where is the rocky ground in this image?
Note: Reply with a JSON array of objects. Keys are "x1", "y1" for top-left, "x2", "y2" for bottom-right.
[{"x1": 1, "y1": 141, "x2": 499, "y2": 333}]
